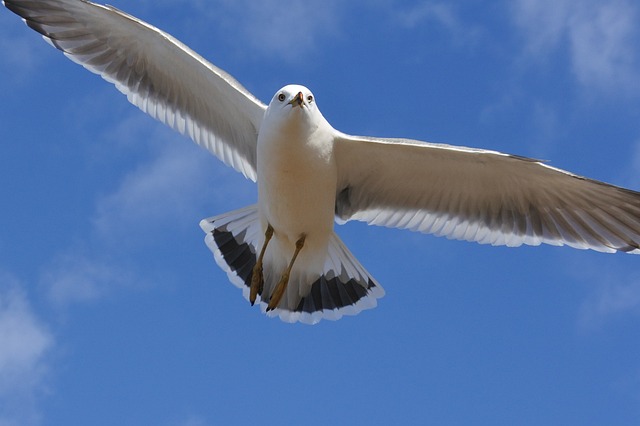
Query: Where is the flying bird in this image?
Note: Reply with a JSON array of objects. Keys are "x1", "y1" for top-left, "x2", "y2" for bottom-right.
[{"x1": 5, "y1": 0, "x2": 640, "y2": 324}]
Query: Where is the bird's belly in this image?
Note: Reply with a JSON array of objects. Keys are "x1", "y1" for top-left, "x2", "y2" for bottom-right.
[
  {"x1": 257, "y1": 141, "x2": 337, "y2": 252},
  {"x1": 259, "y1": 160, "x2": 336, "y2": 243}
]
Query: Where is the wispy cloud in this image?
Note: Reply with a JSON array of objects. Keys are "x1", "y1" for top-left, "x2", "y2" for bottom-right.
[
  {"x1": 201, "y1": 0, "x2": 341, "y2": 60},
  {"x1": 567, "y1": 3, "x2": 639, "y2": 93},
  {"x1": 41, "y1": 253, "x2": 137, "y2": 308},
  {"x1": 92, "y1": 141, "x2": 221, "y2": 243},
  {"x1": 512, "y1": 0, "x2": 640, "y2": 95},
  {"x1": 579, "y1": 278, "x2": 640, "y2": 330},
  {"x1": 41, "y1": 111, "x2": 253, "y2": 307},
  {"x1": 395, "y1": 1, "x2": 482, "y2": 45},
  {"x1": 0, "y1": 15, "x2": 45, "y2": 85},
  {"x1": 0, "y1": 275, "x2": 53, "y2": 426},
  {"x1": 176, "y1": 415, "x2": 208, "y2": 426},
  {"x1": 0, "y1": 34, "x2": 39, "y2": 74},
  {"x1": 511, "y1": 0, "x2": 568, "y2": 55}
]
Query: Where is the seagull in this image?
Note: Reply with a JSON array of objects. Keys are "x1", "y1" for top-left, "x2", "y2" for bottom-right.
[{"x1": 5, "y1": 0, "x2": 640, "y2": 324}]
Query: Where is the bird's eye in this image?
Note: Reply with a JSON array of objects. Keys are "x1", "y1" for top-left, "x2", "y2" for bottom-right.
[
  {"x1": 307, "y1": 95, "x2": 313, "y2": 102},
  {"x1": 278, "y1": 93, "x2": 286, "y2": 102}
]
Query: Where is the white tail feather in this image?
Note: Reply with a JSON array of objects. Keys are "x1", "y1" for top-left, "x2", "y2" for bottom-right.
[{"x1": 200, "y1": 205, "x2": 384, "y2": 324}]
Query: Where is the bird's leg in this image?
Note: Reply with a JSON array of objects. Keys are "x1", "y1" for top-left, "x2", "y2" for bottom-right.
[
  {"x1": 250, "y1": 224, "x2": 274, "y2": 305},
  {"x1": 266, "y1": 234, "x2": 306, "y2": 312}
]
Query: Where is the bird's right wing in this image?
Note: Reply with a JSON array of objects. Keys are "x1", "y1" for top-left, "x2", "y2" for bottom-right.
[{"x1": 4, "y1": 0, "x2": 266, "y2": 180}]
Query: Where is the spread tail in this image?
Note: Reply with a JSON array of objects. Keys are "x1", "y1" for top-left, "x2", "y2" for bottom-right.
[{"x1": 200, "y1": 205, "x2": 384, "y2": 324}]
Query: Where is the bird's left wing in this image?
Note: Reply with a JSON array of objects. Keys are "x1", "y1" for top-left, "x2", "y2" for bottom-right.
[
  {"x1": 4, "y1": 0, "x2": 266, "y2": 180},
  {"x1": 334, "y1": 133, "x2": 640, "y2": 253}
]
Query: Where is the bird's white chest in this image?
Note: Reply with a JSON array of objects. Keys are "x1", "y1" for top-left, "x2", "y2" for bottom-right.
[{"x1": 256, "y1": 117, "x2": 337, "y2": 246}]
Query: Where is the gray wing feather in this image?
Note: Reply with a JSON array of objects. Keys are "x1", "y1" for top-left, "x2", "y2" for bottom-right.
[
  {"x1": 334, "y1": 134, "x2": 640, "y2": 253},
  {"x1": 5, "y1": 0, "x2": 266, "y2": 180}
]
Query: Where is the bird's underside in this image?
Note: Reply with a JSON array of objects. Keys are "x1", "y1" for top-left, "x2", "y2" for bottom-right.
[
  {"x1": 5, "y1": 0, "x2": 640, "y2": 324},
  {"x1": 200, "y1": 206, "x2": 384, "y2": 324}
]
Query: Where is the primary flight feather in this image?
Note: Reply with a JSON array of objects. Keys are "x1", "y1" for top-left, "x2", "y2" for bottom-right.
[{"x1": 5, "y1": 0, "x2": 640, "y2": 324}]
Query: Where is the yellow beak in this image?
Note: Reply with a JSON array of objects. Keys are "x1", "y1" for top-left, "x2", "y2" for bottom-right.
[{"x1": 288, "y1": 91, "x2": 305, "y2": 108}]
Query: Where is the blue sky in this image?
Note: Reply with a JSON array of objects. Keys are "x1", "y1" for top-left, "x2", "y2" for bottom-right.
[{"x1": 2, "y1": 0, "x2": 640, "y2": 424}]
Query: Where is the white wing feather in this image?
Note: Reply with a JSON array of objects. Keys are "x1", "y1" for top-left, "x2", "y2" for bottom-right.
[
  {"x1": 335, "y1": 134, "x2": 640, "y2": 253},
  {"x1": 5, "y1": 0, "x2": 266, "y2": 180}
]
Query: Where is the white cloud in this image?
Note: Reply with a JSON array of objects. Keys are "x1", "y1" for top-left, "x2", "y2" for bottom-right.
[
  {"x1": 579, "y1": 278, "x2": 640, "y2": 330},
  {"x1": 176, "y1": 415, "x2": 208, "y2": 426},
  {"x1": 0, "y1": 277, "x2": 53, "y2": 426},
  {"x1": 0, "y1": 34, "x2": 39, "y2": 75},
  {"x1": 41, "y1": 253, "x2": 137, "y2": 308},
  {"x1": 398, "y1": 2, "x2": 458, "y2": 28},
  {"x1": 511, "y1": 0, "x2": 568, "y2": 54},
  {"x1": 568, "y1": 2, "x2": 640, "y2": 93},
  {"x1": 93, "y1": 142, "x2": 210, "y2": 239},
  {"x1": 0, "y1": 15, "x2": 46, "y2": 86},
  {"x1": 39, "y1": 142, "x2": 207, "y2": 306},
  {"x1": 201, "y1": 0, "x2": 341, "y2": 60},
  {"x1": 395, "y1": 1, "x2": 482, "y2": 45},
  {"x1": 512, "y1": 0, "x2": 640, "y2": 95},
  {"x1": 41, "y1": 112, "x2": 253, "y2": 307},
  {"x1": 92, "y1": 137, "x2": 250, "y2": 244}
]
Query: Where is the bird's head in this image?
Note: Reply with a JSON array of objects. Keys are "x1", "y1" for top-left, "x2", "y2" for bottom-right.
[
  {"x1": 269, "y1": 84, "x2": 315, "y2": 112},
  {"x1": 261, "y1": 84, "x2": 341, "y2": 142},
  {"x1": 263, "y1": 84, "x2": 325, "y2": 132}
]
